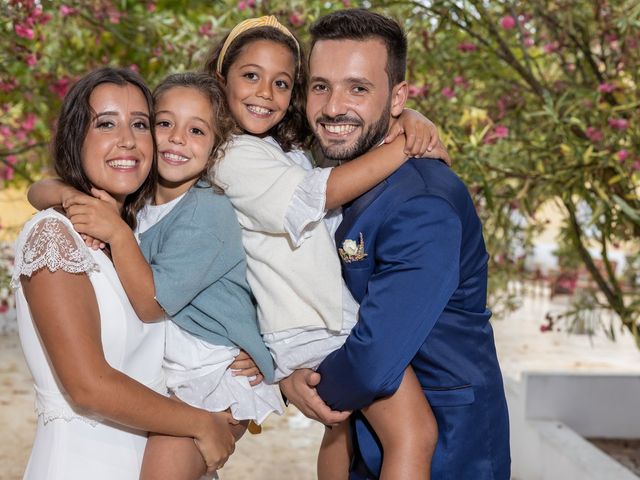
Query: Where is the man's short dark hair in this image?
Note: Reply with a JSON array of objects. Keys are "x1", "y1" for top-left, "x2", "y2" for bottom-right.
[{"x1": 309, "y1": 9, "x2": 407, "y2": 88}]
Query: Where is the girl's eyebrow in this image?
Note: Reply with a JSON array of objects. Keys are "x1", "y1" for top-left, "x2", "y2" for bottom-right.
[
  {"x1": 239, "y1": 63, "x2": 293, "y2": 80},
  {"x1": 155, "y1": 110, "x2": 211, "y2": 127}
]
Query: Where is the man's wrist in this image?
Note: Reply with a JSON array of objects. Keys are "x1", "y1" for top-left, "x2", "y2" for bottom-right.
[{"x1": 278, "y1": 376, "x2": 291, "y2": 407}]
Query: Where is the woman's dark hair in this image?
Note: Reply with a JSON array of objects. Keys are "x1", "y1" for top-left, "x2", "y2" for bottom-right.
[
  {"x1": 153, "y1": 72, "x2": 234, "y2": 184},
  {"x1": 203, "y1": 26, "x2": 312, "y2": 151},
  {"x1": 310, "y1": 9, "x2": 407, "y2": 89},
  {"x1": 52, "y1": 67, "x2": 157, "y2": 229}
]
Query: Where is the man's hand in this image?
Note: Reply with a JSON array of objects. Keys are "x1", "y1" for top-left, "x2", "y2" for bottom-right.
[{"x1": 280, "y1": 369, "x2": 351, "y2": 426}]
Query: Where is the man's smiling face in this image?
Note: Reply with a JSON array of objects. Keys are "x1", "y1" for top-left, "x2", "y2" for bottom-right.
[{"x1": 306, "y1": 38, "x2": 393, "y2": 162}]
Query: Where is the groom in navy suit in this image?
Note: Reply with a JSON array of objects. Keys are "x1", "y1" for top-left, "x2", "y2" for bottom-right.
[{"x1": 280, "y1": 9, "x2": 510, "y2": 479}]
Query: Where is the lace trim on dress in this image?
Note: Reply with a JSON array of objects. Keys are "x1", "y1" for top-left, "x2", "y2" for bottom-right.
[
  {"x1": 11, "y1": 216, "x2": 99, "y2": 288},
  {"x1": 33, "y1": 384, "x2": 100, "y2": 427}
]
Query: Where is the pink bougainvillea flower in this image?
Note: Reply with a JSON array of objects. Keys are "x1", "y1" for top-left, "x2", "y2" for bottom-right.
[
  {"x1": 247, "y1": 0, "x2": 256, "y2": 7},
  {"x1": 289, "y1": 12, "x2": 304, "y2": 27},
  {"x1": 0, "y1": 126, "x2": 10, "y2": 138},
  {"x1": 608, "y1": 118, "x2": 629, "y2": 130},
  {"x1": 618, "y1": 149, "x2": 630, "y2": 162},
  {"x1": 1, "y1": 166, "x2": 14, "y2": 181},
  {"x1": 633, "y1": 161, "x2": 640, "y2": 172},
  {"x1": 59, "y1": 5, "x2": 76, "y2": 17},
  {"x1": 454, "y1": 75, "x2": 465, "y2": 86},
  {"x1": 15, "y1": 24, "x2": 35, "y2": 39},
  {"x1": 236, "y1": 1, "x2": 247, "y2": 10},
  {"x1": 32, "y1": 6, "x2": 52, "y2": 25},
  {"x1": 585, "y1": 127, "x2": 604, "y2": 143},
  {"x1": 0, "y1": 80, "x2": 16, "y2": 93},
  {"x1": 15, "y1": 130, "x2": 27, "y2": 141},
  {"x1": 457, "y1": 42, "x2": 477, "y2": 53},
  {"x1": 49, "y1": 76, "x2": 71, "y2": 99},
  {"x1": 22, "y1": 114, "x2": 36, "y2": 132},
  {"x1": 6, "y1": 155, "x2": 17, "y2": 165},
  {"x1": 199, "y1": 21, "x2": 213, "y2": 37},
  {"x1": 408, "y1": 84, "x2": 429, "y2": 98},
  {"x1": 129, "y1": 64, "x2": 140, "y2": 73},
  {"x1": 605, "y1": 34, "x2": 618, "y2": 43},
  {"x1": 147, "y1": 2, "x2": 156, "y2": 12},
  {"x1": 26, "y1": 53, "x2": 37, "y2": 66},
  {"x1": 543, "y1": 42, "x2": 558, "y2": 54},
  {"x1": 483, "y1": 125, "x2": 509, "y2": 145},
  {"x1": 598, "y1": 82, "x2": 615, "y2": 93},
  {"x1": 523, "y1": 36, "x2": 535, "y2": 47},
  {"x1": 441, "y1": 86, "x2": 456, "y2": 99},
  {"x1": 500, "y1": 15, "x2": 516, "y2": 30},
  {"x1": 39, "y1": 12, "x2": 53, "y2": 24},
  {"x1": 494, "y1": 125, "x2": 509, "y2": 138}
]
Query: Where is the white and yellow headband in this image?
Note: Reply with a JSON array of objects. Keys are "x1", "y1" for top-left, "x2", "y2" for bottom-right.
[{"x1": 216, "y1": 15, "x2": 300, "y2": 75}]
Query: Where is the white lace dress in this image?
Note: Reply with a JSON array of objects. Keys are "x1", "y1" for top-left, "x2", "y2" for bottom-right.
[{"x1": 11, "y1": 209, "x2": 166, "y2": 480}]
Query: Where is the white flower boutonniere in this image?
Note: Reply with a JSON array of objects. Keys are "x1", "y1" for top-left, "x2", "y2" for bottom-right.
[{"x1": 339, "y1": 233, "x2": 368, "y2": 263}]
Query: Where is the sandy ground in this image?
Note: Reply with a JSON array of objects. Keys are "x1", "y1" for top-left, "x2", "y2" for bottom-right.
[{"x1": 3, "y1": 288, "x2": 640, "y2": 479}]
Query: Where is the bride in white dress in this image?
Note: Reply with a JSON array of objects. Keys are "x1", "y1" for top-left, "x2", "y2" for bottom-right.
[{"x1": 12, "y1": 67, "x2": 236, "y2": 479}]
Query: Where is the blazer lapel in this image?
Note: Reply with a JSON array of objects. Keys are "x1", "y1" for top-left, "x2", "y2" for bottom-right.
[{"x1": 335, "y1": 180, "x2": 388, "y2": 244}]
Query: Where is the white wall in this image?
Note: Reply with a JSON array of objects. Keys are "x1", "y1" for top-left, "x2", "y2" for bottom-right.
[{"x1": 507, "y1": 374, "x2": 639, "y2": 479}]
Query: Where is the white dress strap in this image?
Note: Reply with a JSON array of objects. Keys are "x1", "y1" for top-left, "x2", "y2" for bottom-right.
[{"x1": 11, "y1": 211, "x2": 99, "y2": 288}]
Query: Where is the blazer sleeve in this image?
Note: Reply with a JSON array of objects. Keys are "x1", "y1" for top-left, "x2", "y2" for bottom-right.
[
  {"x1": 316, "y1": 194, "x2": 462, "y2": 411},
  {"x1": 150, "y1": 209, "x2": 229, "y2": 317},
  {"x1": 215, "y1": 138, "x2": 308, "y2": 234}
]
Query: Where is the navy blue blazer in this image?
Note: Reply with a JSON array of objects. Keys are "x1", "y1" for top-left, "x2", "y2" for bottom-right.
[{"x1": 316, "y1": 159, "x2": 510, "y2": 479}]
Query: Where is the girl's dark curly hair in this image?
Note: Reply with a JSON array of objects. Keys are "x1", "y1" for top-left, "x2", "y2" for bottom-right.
[{"x1": 204, "y1": 26, "x2": 312, "y2": 152}]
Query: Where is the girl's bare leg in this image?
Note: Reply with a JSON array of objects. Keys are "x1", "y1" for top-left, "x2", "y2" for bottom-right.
[
  {"x1": 140, "y1": 401, "x2": 248, "y2": 480},
  {"x1": 361, "y1": 366, "x2": 437, "y2": 480},
  {"x1": 317, "y1": 421, "x2": 352, "y2": 480}
]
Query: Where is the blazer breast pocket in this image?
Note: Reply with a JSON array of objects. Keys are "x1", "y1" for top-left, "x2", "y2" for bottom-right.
[{"x1": 341, "y1": 261, "x2": 374, "y2": 302}]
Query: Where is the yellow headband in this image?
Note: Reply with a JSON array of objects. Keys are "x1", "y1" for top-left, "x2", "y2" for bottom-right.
[{"x1": 216, "y1": 15, "x2": 300, "y2": 75}]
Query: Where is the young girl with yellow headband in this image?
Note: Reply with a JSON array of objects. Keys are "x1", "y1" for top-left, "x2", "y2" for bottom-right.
[{"x1": 209, "y1": 15, "x2": 446, "y2": 480}]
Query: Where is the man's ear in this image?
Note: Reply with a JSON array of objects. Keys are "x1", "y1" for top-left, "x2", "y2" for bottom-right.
[{"x1": 390, "y1": 81, "x2": 408, "y2": 117}]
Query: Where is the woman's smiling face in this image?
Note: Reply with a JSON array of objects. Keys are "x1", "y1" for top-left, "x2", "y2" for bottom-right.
[{"x1": 81, "y1": 82, "x2": 153, "y2": 206}]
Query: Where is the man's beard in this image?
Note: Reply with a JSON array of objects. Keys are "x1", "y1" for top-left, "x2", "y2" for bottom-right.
[{"x1": 315, "y1": 101, "x2": 391, "y2": 162}]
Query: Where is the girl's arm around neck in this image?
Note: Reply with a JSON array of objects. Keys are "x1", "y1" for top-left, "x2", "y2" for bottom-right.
[
  {"x1": 28, "y1": 178, "x2": 81, "y2": 210},
  {"x1": 325, "y1": 136, "x2": 408, "y2": 210},
  {"x1": 108, "y1": 227, "x2": 165, "y2": 322}
]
